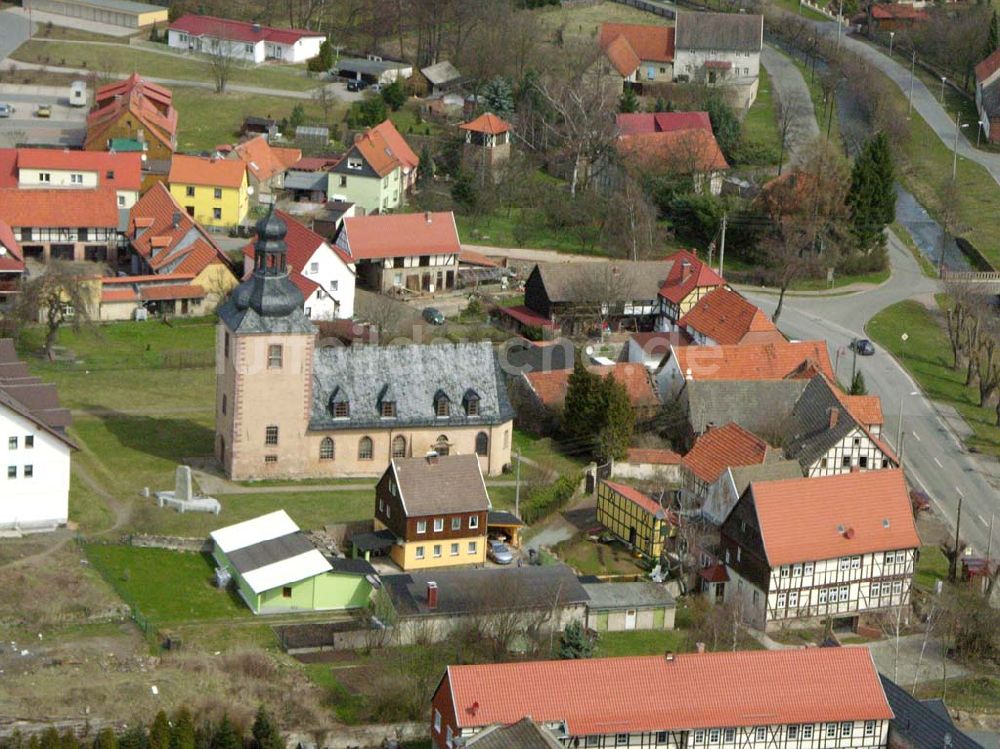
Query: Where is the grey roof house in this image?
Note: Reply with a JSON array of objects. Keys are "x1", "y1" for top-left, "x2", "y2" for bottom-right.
[
  {"x1": 465, "y1": 719, "x2": 564, "y2": 749},
  {"x1": 682, "y1": 379, "x2": 809, "y2": 436},
  {"x1": 420, "y1": 60, "x2": 464, "y2": 94},
  {"x1": 582, "y1": 580, "x2": 677, "y2": 632},
  {"x1": 879, "y1": 675, "x2": 985, "y2": 749}
]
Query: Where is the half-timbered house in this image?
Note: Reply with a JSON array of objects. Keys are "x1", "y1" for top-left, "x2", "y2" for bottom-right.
[
  {"x1": 596, "y1": 479, "x2": 675, "y2": 559},
  {"x1": 431, "y1": 647, "x2": 895, "y2": 749},
  {"x1": 721, "y1": 470, "x2": 920, "y2": 630}
]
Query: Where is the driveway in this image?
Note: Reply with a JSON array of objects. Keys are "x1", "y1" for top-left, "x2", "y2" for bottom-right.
[
  {"x1": 0, "y1": 10, "x2": 30, "y2": 62},
  {"x1": 743, "y1": 234, "x2": 1000, "y2": 556},
  {"x1": 0, "y1": 83, "x2": 86, "y2": 146},
  {"x1": 760, "y1": 44, "x2": 820, "y2": 166}
]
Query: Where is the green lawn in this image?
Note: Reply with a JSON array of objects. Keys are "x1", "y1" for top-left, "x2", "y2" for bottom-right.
[
  {"x1": 84, "y1": 544, "x2": 250, "y2": 624},
  {"x1": 915, "y1": 677, "x2": 1000, "y2": 713},
  {"x1": 595, "y1": 629, "x2": 689, "y2": 657},
  {"x1": 788, "y1": 54, "x2": 841, "y2": 147},
  {"x1": 914, "y1": 544, "x2": 949, "y2": 593},
  {"x1": 740, "y1": 65, "x2": 781, "y2": 165},
  {"x1": 455, "y1": 210, "x2": 603, "y2": 254},
  {"x1": 552, "y1": 534, "x2": 647, "y2": 576},
  {"x1": 12, "y1": 39, "x2": 320, "y2": 91},
  {"x1": 867, "y1": 299, "x2": 1000, "y2": 458},
  {"x1": 533, "y1": 1, "x2": 666, "y2": 45},
  {"x1": 512, "y1": 429, "x2": 588, "y2": 476},
  {"x1": 767, "y1": 0, "x2": 832, "y2": 22}
]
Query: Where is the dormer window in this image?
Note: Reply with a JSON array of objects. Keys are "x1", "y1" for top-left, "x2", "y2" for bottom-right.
[
  {"x1": 381, "y1": 401, "x2": 396, "y2": 418},
  {"x1": 329, "y1": 387, "x2": 350, "y2": 418},
  {"x1": 434, "y1": 391, "x2": 451, "y2": 418},
  {"x1": 463, "y1": 389, "x2": 480, "y2": 416},
  {"x1": 378, "y1": 384, "x2": 397, "y2": 418},
  {"x1": 347, "y1": 158, "x2": 363, "y2": 170}
]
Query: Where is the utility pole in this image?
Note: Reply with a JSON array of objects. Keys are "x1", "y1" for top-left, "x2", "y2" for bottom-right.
[
  {"x1": 837, "y1": 0, "x2": 843, "y2": 50},
  {"x1": 896, "y1": 396, "x2": 904, "y2": 458},
  {"x1": 718, "y1": 213, "x2": 727, "y2": 277},
  {"x1": 908, "y1": 51, "x2": 916, "y2": 117},
  {"x1": 514, "y1": 448, "x2": 522, "y2": 520},
  {"x1": 952, "y1": 112, "x2": 964, "y2": 182},
  {"x1": 987, "y1": 513, "x2": 995, "y2": 562},
  {"x1": 950, "y1": 493, "x2": 964, "y2": 582}
]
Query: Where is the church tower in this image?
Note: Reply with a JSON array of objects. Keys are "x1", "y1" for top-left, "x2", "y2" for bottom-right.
[{"x1": 215, "y1": 208, "x2": 316, "y2": 479}]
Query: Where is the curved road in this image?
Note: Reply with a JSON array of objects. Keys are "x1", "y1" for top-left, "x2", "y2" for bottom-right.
[{"x1": 761, "y1": 45, "x2": 820, "y2": 166}]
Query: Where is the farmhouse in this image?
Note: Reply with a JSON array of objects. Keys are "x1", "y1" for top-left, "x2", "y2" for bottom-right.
[
  {"x1": 721, "y1": 471, "x2": 919, "y2": 630},
  {"x1": 168, "y1": 15, "x2": 325, "y2": 64},
  {"x1": 211, "y1": 510, "x2": 376, "y2": 614},
  {"x1": 8, "y1": 148, "x2": 142, "y2": 209},
  {"x1": 596, "y1": 479, "x2": 675, "y2": 560},
  {"x1": 0, "y1": 187, "x2": 120, "y2": 263},
  {"x1": 598, "y1": 22, "x2": 675, "y2": 86},
  {"x1": 86, "y1": 75, "x2": 177, "y2": 160},
  {"x1": 674, "y1": 12, "x2": 763, "y2": 105},
  {"x1": 0, "y1": 220, "x2": 25, "y2": 311},
  {"x1": 168, "y1": 154, "x2": 250, "y2": 228}
]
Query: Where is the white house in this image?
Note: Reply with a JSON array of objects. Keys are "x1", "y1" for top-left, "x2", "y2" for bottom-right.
[
  {"x1": 243, "y1": 210, "x2": 355, "y2": 320},
  {"x1": 721, "y1": 470, "x2": 920, "y2": 631},
  {"x1": 674, "y1": 12, "x2": 763, "y2": 106},
  {"x1": 0, "y1": 339, "x2": 75, "y2": 532},
  {"x1": 10, "y1": 148, "x2": 142, "y2": 209},
  {"x1": 168, "y1": 15, "x2": 325, "y2": 65}
]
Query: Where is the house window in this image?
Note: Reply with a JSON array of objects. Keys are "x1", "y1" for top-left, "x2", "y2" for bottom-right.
[
  {"x1": 853, "y1": 437, "x2": 861, "y2": 446},
  {"x1": 826, "y1": 724, "x2": 837, "y2": 739},
  {"x1": 724, "y1": 730, "x2": 735, "y2": 742},
  {"x1": 433, "y1": 710, "x2": 441, "y2": 733},
  {"x1": 468, "y1": 541, "x2": 477, "y2": 554},
  {"x1": 381, "y1": 401, "x2": 397, "y2": 417},
  {"x1": 264, "y1": 455, "x2": 277, "y2": 464},
  {"x1": 333, "y1": 401, "x2": 349, "y2": 418},
  {"x1": 818, "y1": 589, "x2": 827, "y2": 604},
  {"x1": 586, "y1": 739, "x2": 600, "y2": 748},
  {"x1": 475, "y1": 431, "x2": 489, "y2": 456},
  {"x1": 802, "y1": 727, "x2": 813, "y2": 740},
  {"x1": 23, "y1": 465, "x2": 32, "y2": 478},
  {"x1": 435, "y1": 435, "x2": 450, "y2": 456},
  {"x1": 792, "y1": 563, "x2": 802, "y2": 576},
  {"x1": 839, "y1": 586, "x2": 849, "y2": 602},
  {"x1": 840, "y1": 557, "x2": 850, "y2": 572},
  {"x1": 213, "y1": 188, "x2": 223, "y2": 199},
  {"x1": 893, "y1": 580, "x2": 903, "y2": 594},
  {"x1": 709, "y1": 730, "x2": 720, "y2": 743},
  {"x1": 616, "y1": 735, "x2": 629, "y2": 746},
  {"x1": 694, "y1": 732, "x2": 705, "y2": 744},
  {"x1": 841, "y1": 456, "x2": 851, "y2": 467},
  {"x1": 435, "y1": 395, "x2": 450, "y2": 417},
  {"x1": 780, "y1": 566, "x2": 790, "y2": 578},
  {"x1": 788, "y1": 591, "x2": 798, "y2": 607},
  {"x1": 309, "y1": 262, "x2": 319, "y2": 274},
  {"x1": 882, "y1": 459, "x2": 889, "y2": 468},
  {"x1": 417, "y1": 520, "x2": 426, "y2": 534},
  {"x1": 469, "y1": 515, "x2": 479, "y2": 530},
  {"x1": 752, "y1": 590, "x2": 759, "y2": 606},
  {"x1": 224, "y1": 332, "x2": 230, "y2": 359},
  {"x1": 776, "y1": 593, "x2": 786, "y2": 607},
  {"x1": 851, "y1": 556, "x2": 861, "y2": 569},
  {"x1": 213, "y1": 208, "x2": 222, "y2": 220},
  {"x1": 884, "y1": 551, "x2": 895, "y2": 565},
  {"x1": 755, "y1": 728, "x2": 766, "y2": 741},
  {"x1": 358, "y1": 436, "x2": 373, "y2": 460},
  {"x1": 415, "y1": 546, "x2": 425, "y2": 560},
  {"x1": 451, "y1": 517, "x2": 461, "y2": 531},
  {"x1": 282, "y1": 586, "x2": 292, "y2": 598},
  {"x1": 788, "y1": 726, "x2": 799, "y2": 740},
  {"x1": 859, "y1": 456, "x2": 868, "y2": 468},
  {"x1": 391, "y1": 435, "x2": 406, "y2": 458},
  {"x1": 347, "y1": 158, "x2": 363, "y2": 170},
  {"x1": 864, "y1": 722, "x2": 875, "y2": 738},
  {"x1": 186, "y1": 206, "x2": 195, "y2": 217},
  {"x1": 185, "y1": 186, "x2": 195, "y2": 197},
  {"x1": 40, "y1": 172, "x2": 50, "y2": 182},
  {"x1": 339, "y1": 175, "x2": 347, "y2": 187},
  {"x1": 446, "y1": 727, "x2": 453, "y2": 749},
  {"x1": 378, "y1": 499, "x2": 385, "y2": 514},
  {"x1": 267, "y1": 344, "x2": 283, "y2": 369},
  {"x1": 465, "y1": 395, "x2": 480, "y2": 415},
  {"x1": 434, "y1": 518, "x2": 444, "y2": 532},
  {"x1": 450, "y1": 542, "x2": 459, "y2": 556},
  {"x1": 804, "y1": 562, "x2": 814, "y2": 575},
  {"x1": 841, "y1": 723, "x2": 853, "y2": 737},
  {"x1": 70, "y1": 173, "x2": 83, "y2": 184},
  {"x1": 871, "y1": 582, "x2": 881, "y2": 596},
  {"x1": 8, "y1": 437, "x2": 16, "y2": 450},
  {"x1": 433, "y1": 544, "x2": 442, "y2": 558},
  {"x1": 265, "y1": 425, "x2": 279, "y2": 445},
  {"x1": 319, "y1": 437, "x2": 334, "y2": 460},
  {"x1": 331, "y1": 280, "x2": 338, "y2": 291},
  {"x1": 821, "y1": 458, "x2": 828, "y2": 468}
]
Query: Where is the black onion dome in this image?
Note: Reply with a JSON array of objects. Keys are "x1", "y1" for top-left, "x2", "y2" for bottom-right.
[{"x1": 227, "y1": 206, "x2": 304, "y2": 319}]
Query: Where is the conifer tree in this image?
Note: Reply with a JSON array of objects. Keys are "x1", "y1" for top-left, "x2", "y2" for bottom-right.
[
  {"x1": 619, "y1": 87, "x2": 639, "y2": 114},
  {"x1": 209, "y1": 717, "x2": 240, "y2": 749},
  {"x1": 149, "y1": 712, "x2": 170, "y2": 749},
  {"x1": 93, "y1": 728, "x2": 117, "y2": 749},
  {"x1": 251, "y1": 707, "x2": 282, "y2": 749},
  {"x1": 986, "y1": 11, "x2": 999, "y2": 59},
  {"x1": 563, "y1": 358, "x2": 603, "y2": 446},
  {"x1": 169, "y1": 708, "x2": 195, "y2": 749},
  {"x1": 597, "y1": 373, "x2": 635, "y2": 462},
  {"x1": 846, "y1": 132, "x2": 894, "y2": 251},
  {"x1": 559, "y1": 621, "x2": 594, "y2": 659}
]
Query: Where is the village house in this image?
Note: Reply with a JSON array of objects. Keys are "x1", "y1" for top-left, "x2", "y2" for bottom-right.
[
  {"x1": 372, "y1": 454, "x2": 490, "y2": 571},
  {"x1": 583, "y1": 580, "x2": 676, "y2": 633},
  {"x1": 85, "y1": 75, "x2": 177, "y2": 160},
  {"x1": 210, "y1": 510, "x2": 376, "y2": 615},
  {"x1": 700, "y1": 460, "x2": 803, "y2": 528},
  {"x1": 418, "y1": 60, "x2": 464, "y2": 95},
  {"x1": 0, "y1": 339, "x2": 76, "y2": 532},
  {"x1": 656, "y1": 340, "x2": 835, "y2": 401},
  {"x1": 673, "y1": 12, "x2": 764, "y2": 107},
  {"x1": 167, "y1": 15, "x2": 326, "y2": 64},
  {"x1": 168, "y1": 154, "x2": 250, "y2": 229},
  {"x1": 677, "y1": 287, "x2": 784, "y2": 346},
  {"x1": 215, "y1": 211, "x2": 514, "y2": 481},
  {"x1": 681, "y1": 421, "x2": 778, "y2": 502},
  {"x1": 0, "y1": 220, "x2": 24, "y2": 311},
  {"x1": 678, "y1": 379, "x2": 809, "y2": 438},
  {"x1": 431, "y1": 647, "x2": 894, "y2": 749},
  {"x1": 327, "y1": 120, "x2": 417, "y2": 213},
  {"x1": 598, "y1": 22, "x2": 675, "y2": 88},
  {"x1": 656, "y1": 249, "x2": 726, "y2": 327},
  {"x1": 622, "y1": 331, "x2": 692, "y2": 371},
  {"x1": 721, "y1": 470, "x2": 920, "y2": 630},
  {"x1": 224, "y1": 135, "x2": 301, "y2": 199},
  {"x1": 2, "y1": 148, "x2": 143, "y2": 210},
  {"x1": 334, "y1": 211, "x2": 459, "y2": 293},
  {"x1": 868, "y1": 3, "x2": 928, "y2": 32},
  {"x1": 596, "y1": 478, "x2": 675, "y2": 560},
  {"x1": 464, "y1": 719, "x2": 564, "y2": 749},
  {"x1": 976, "y1": 49, "x2": 1000, "y2": 144},
  {"x1": 0, "y1": 187, "x2": 120, "y2": 263},
  {"x1": 460, "y1": 113, "x2": 512, "y2": 177}
]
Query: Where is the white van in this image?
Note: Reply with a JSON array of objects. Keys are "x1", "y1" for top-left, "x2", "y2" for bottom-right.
[{"x1": 69, "y1": 80, "x2": 87, "y2": 107}]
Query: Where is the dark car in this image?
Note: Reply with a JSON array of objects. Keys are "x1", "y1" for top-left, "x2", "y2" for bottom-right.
[
  {"x1": 910, "y1": 489, "x2": 931, "y2": 514},
  {"x1": 422, "y1": 307, "x2": 445, "y2": 326},
  {"x1": 850, "y1": 338, "x2": 875, "y2": 356},
  {"x1": 346, "y1": 80, "x2": 363, "y2": 92}
]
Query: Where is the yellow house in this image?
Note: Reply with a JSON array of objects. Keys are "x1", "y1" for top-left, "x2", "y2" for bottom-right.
[
  {"x1": 168, "y1": 154, "x2": 249, "y2": 228},
  {"x1": 371, "y1": 454, "x2": 489, "y2": 571},
  {"x1": 658, "y1": 249, "x2": 726, "y2": 324},
  {"x1": 596, "y1": 479, "x2": 675, "y2": 560}
]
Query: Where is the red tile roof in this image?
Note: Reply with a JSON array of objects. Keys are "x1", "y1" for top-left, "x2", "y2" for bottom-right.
[
  {"x1": 169, "y1": 154, "x2": 247, "y2": 189},
  {"x1": 443, "y1": 648, "x2": 892, "y2": 735},
  {"x1": 295, "y1": 156, "x2": 342, "y2": 171},
  {"x1": 750, "y1": 470, "x2": 920, "y2": 566},
  {"x1": 0, "y1": 187, "x2": 119, "y2": 228},
  {"x1": 231, "y1": 135, "x2": 301, "y2": 183},
  {"x1": 102, "y1": 273, "x2": 195, "y2": 284},
  {"x1": 976, "y1": 48, "x2": 1000, "y2": 84},
  {"x1": 339, "y1": 211, "x2": 460, "y2": 260},
  {"x1": 603, "y1": 34, "x2": 642, "y2": 77},
  {"x1": 840, "y1": 394, "x2": 884, "y2": 427},
  {"x1": 625, "y1": 447, "x2": 682, "y2": 465},
  {"x1": 459, "y1": 113, "x2": 511, "y2": 135},
  {"x1": 670, "y1": 340, "x2": 835, "y2": 382},
  {"x1": 682, "y1": 422, "x2": 772, "y2": 484},
  {"x1": 0, "y1": 149, "x2": 19, "y2": 188},
  {"x1": 617, "y1": 128, "x2": 729, "y2": 175},
  {"x1": 101, "y1": 288, "x2": 138, "y2": 303},
  {"x1": 351, "y1": 125, "x2": 404, "y2": 178},
  {"x1": 15, "y1": 149, "x2": 142, "y2": 191},
  {"x1": 602, "y1": 479, "x2": 669, "y2": 517},
  {"x1": 169, "y1": 14, "x2": 325, "y2": 45},
  {"x1": 139, "y1": 283, "x2": 206, "y2": 301},
  {"x1": 678, "y1": 287, "x2": 783, "y2": 345},
  {"x1": 526, "y1": 363, "x2": 659, "y2": 411},
  {"x1": 616, "y1": 112, "x2": 712, "y2": 136},
  {"x1": 598, "y1": 23, "x2": 675, "y2": 63},
  {"x1": 88, "y1": 74, "x2": 176, "y2": 153},
  {"x1": 659, "y1": 249, "x2": 725, "y2": 304},
  {"x1": 498, "y1": 304, "x2": 557, "y2": 329},
  {"x1": 870, "y1": 4, "x2": 928, "y2": 21},
  {"x1": 0, "y1": 219, "x2": 24, "y2": 273},
  {"x1": 372, "y1": 120, "x2": 419, "y2": 171},
  {"x1": 459, "y1": 249, "x2": 499, "y2": 268}
]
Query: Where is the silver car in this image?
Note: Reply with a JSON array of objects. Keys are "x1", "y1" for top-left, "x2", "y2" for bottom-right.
[
  {"x1": 0, "y1": 104, "x2": 13, "y2": 118},
  {"x1": 488, "y1": 539, "x2": 514, "y2": 565}
]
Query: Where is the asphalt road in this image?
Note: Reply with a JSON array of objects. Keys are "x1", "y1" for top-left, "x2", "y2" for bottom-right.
[
  {"x1": 743, "y1": 235, "x2": 999, "y2": 556},
  {"x1": 0, "y1": 88, "x2": 85, "y2": 146},
  {"x1": 0, "y1": 10, "x2": 30, "y2": 62}
]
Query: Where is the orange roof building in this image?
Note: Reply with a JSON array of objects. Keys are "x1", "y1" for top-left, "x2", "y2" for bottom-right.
[
  {"x1": 460, "y1": 113, "x2": 512, "y2": 175},
  {"x1": 616, "y1": 128, "x2": 729, "y2": 194},
  {"x1": 658, "y1": 249, "x2": 726, "y2": 320},
  {"x1": 721, "y1": 470, "x2": 919, "y2": 628},
  {"x1": 328, "y1": 119, "x2": 419, "y2": 214},
  {"x1": 86, "y1": 74, "x2": 177, "y2": 159},
  {"x1": 677, "y1": 286, "x2": 783, "y2": 346},
  {"x1": 598, "y1": 22, "x2": 675, "y2": 80},
  {"x1": 597, "y1": 478, "x2": 676, "y2": 559},
  {"x1": 523, "y1": 363, "x2": 661, "y2": 414},
  {"x1": 168, "y1": 154, "x2": 250, "y2": 228},
  {"x1": 431, "y1": 647, "x2": 893, "y2": 748},
  {"x1": 229, "y1": 135, "x2": 301, "y2": 189},
  {"x1": 682, "y1": 421, "x2": 774, "y2": 488}
]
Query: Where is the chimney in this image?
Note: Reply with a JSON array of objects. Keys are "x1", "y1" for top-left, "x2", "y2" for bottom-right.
[
  {"x1": 425, "y1": 211, "x2": 432, "y2": 224},
  {"x1": 427, "y1": 581, "x2": 438, "y2": 610},
  {"x1": 664, "y1": 651, "x2": 675, "y2": 662},
  {"x1": 681, "y1": 260, "x2": 692, "y2": 281},
  {"x1": 828, "y1": 407, "x2": 840, "y2": 429},
  {"x1": 695, "y1": 642, "x2": 706, "y2": 654},
  {"x1": 354, "y1": 132, "x2": 363, "y2": 144},
  {"x1": 843, "y1": 527, "x2": 855, "y2": 540},
  {"x1": 172, "y1": 211, "x2": 182, "y2": 229},
  {"x1": 252, "y1": 22, "x2": 262, "y2": 33}
]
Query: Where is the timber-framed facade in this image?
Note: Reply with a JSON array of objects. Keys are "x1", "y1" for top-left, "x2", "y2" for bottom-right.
[{"x1": 596, "y1": 479, "x2": 673, "y2": 559}]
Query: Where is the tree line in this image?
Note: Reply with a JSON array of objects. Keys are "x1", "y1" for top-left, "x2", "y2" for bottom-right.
[{"x1": 944, "y1": 283, "x2": 1000, "y2": 426}]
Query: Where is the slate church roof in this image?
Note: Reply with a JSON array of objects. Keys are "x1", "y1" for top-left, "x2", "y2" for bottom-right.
[
  {"x1": 309, "y1": 341, "x2": 514, "y2": 431},
  {"x1": 879, "y1": 675, "x2": 985, "y2": 749}
]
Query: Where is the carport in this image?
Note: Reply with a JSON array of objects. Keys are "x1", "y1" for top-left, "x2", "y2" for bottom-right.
[
  {"x1": 487, "y1": 510, "x2": 524, "y2": 548},
  {"x1": 350, "y1": 528, "x2": 396, "y2": 561}
]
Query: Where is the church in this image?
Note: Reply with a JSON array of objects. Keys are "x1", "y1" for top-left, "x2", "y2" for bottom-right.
[{"x1": 214, "y1": 210, "x2": 515, "y2": 481}]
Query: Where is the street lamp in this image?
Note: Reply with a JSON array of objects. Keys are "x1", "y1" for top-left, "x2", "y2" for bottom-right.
[
  {"x1": 896, "y1": 390, "x2": 920, "y2": 462},
  {"x1": 889, "y1": 31, "x2": 895, "y2": 58},
  {"x1": 940, "y1": 76, "x2": 947, "y2": 103},
  {"x1": 953, "y1": 113, "x2": 970, "y2": 181},
  {"x1": 907, "y1": 51, "x2": 916, "y2": 117},
  {"x1": 978, "y1": 119, "x2": 985, "y2": 148}
]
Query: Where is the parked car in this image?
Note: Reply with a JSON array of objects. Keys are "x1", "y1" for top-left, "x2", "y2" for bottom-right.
[
  {"x1": 488, "y1": 539, "x2": 514, "y2": 565},
  {"x1": 422, "y1": 307, "x2": 445, "y2": 325},
  {"x1": 850, "y1": 338, "x2": 875, "y2": 356},
  {"x1": 0, "y1": 104, "x2": 13, "y2": 118},
  {"x1": 346, "y1": 79, "x2": 367, "y2": 92},
  {"x1": 34, "y1": 105, "x2": 51, "y2": 118},
  {"x1": 910, "y1": 489, "x2": 931, "y2": 514},
  {"x1": 370, "y1": 83, "x2": 383, "y2": 94}
]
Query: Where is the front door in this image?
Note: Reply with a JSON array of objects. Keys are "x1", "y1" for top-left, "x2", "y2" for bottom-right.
[
  {"x1": 625, "y1": 609, "x2": 637, "y2": 630},
  {"x1": 628, "y1": 527, "x2": 637, "y2": 546}
]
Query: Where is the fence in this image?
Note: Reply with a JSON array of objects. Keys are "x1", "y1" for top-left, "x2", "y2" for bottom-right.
[
  {"x1": 610, "y1": 0, "x2": 675, "y2": 18},
  {"x1": 77, "y1": 536, "x2": 159, "y2": 641}
]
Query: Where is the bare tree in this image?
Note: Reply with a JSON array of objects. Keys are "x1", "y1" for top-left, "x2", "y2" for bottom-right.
[
  {"x1": 206, "y1": 23, "x2": 240, "y2": 94},
  {"x1": 17, "y1": 261, "x2": 94, "y2": 360},
  {"x1": 774, "y1": 90, "x2": 804, "y2": 176},
  {"x1": 562, "y1": 263, "x2": 638, "y2": 334},
  {"x1": 312, "y1": 84, "x2": 336, "y2": 124},
  {"x1": 354, "y1": 290, "x2": 409, "y2": 340},
  {"x1": 605, "y1": 174, "x2": 658, "y2": 261}
]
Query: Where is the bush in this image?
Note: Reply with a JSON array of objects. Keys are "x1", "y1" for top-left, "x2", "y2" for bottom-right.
[
  {"x1": 520, "y1": 473, "x2": 580, "y2": 524},
  {"x1": 730, "y1": 138, "x2": 781, "y2": 167}
]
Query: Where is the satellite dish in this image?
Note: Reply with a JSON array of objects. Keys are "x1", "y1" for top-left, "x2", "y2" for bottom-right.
[
  {"x1": 585, "y1": 345, "x2": 594, "y2": 356},
  {"x1": 247, "y1": 186, "x2": 255, "y2": 196},
  {"x1": 0, "y1": 246, "x2": 6, "y2": 256}
]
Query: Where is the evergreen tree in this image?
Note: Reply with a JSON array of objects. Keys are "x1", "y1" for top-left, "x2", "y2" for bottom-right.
[
  {"x1": 60, "y1": 731, "x2": 79, "y2": 749},
  {"x1": 149, "y1": 712, "x2": 170, "y2": 749},
  {"x1": 558, "y1": 621, "x2": 594, "y2": 659},
  {"x1": 93, "y1": 728, "x2": 117, "y2": 749},
  {"x1": 450, "y1": 170, "x2": 478, "y2": 212},
  {"x1": 597, "y1": 373, "x2": 635, "y2": 462},
  {"x1": 169, "y1": 708, "x2": 196, "y2": 749},
  {"x1": 356, "y1": 95, "x2": 387, "y2": 127},
  {"x1": 846, "y1": 132, "x2": 894, "y2": 251},
  {"x1": 251, "y1": 707, "x2": 282, "y2": 749},
  {"x1": 416, "y1": 144, "x2": 434, "y2": 187},
  {"x1": 39, "y1": 729, "x2": 60, "y2": 749},
  {"x1": 209, "y1": 717, "x2": 240, "y2": 749},
  {"x1": 562, "y1": 358, "x2": 603, "y2": 446},
  {"x1": 850, "y1": 369, "x2": 868, "y2": 395},
  {"x1": 480, "y1": 76, "x2": 514, "y2": 120},
  {"x1": 381, "y1": 79, "x2": 406, "y2": 111},
  {"x1": 288, "y1": 104, "x2": 306, "y2": 131},
  {"x1": 706, "y1": 97, "x2": 741, "y2": 163},
  {"x1": 986, "y1": 11, "x2": 999, "y2": 59},
  {"x1": 27, "y1": 736, "x2": 40, "y2": 749},
  {"x1": 148, "y1": 23, "x2": 159, "y2": 42},
  {"x1": 654, "y1": 96, "x2": 668, "y2": 113},
  {"x1": 118, "y1": 727, "x2": 147, "y2": 749},
  {"x1": 619, "y1": 87, "x2": 639, "y2": 114}
]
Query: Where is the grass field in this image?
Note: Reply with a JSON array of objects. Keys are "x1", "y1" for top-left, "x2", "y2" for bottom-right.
[
  {"x1": 767, "y1": 0, "x2": 832, "y2": 22},
  {"x1": 867, "y1": 299, "x2": 1000, "y2": 458},
  {"x1": 915, "y1": 676, "x2": 1000, "y2": 713},
  {"x1": 84, "y1": 544, "x2": 250, "y2": 624},
  {"x1": 552, "y1": 534, "x2": 647, "y2": 576},
  {"x1": 12, "y1": 39, "x2": 320, "y2": 91},
  {"x1": 740, "y1": 65, "x2": 781, "y2": 164},
  {"x1": 533, "y1": 1, "x2": 666, "y2": 44},
  {"x1": 914, "y1": 544, "x2": 949, "y2": 593},
  {"x1": 595, "y1": 629, "x2": 689, "y2": 657}
]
